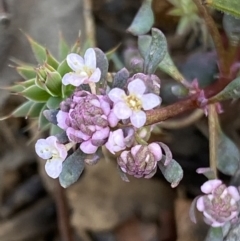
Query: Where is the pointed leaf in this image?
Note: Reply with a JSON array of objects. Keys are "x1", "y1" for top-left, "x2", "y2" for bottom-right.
[
  {"x1": 59, "y1": 149, "x2": 85, "y2": 188},
  {"x1": 205, "y1": 0, "x2": 240, "y2": 19},
  {"x1": 16, "y1": 66, "x2": 36, "y2": 80},
  {"x1": 58, "y1": 33, "x2": 70, "y2": 61},
  {"x1": 46, "y1": 96, "x2": 62, "y2": 109},
  {"x1": 106, "y1": 43, "x2": 121, "y2": 60},
  {"x1": 25, "y1": 33, "x2": 47, "y2": 63},
  {"x1": 158, "y1": 52, "x2": 186, "y2": 84},
  {"x1": 0, "y1": 101, "x2": 34, "y2": 120},
  {"x1": 127, "y1": 0, "x2": 154, "y2": 36},
  {"x1": 45, "y1": 72, "x2": 62, "y2": 96},
  {"x1": 38, "y1": 104, "x2": 49, "y2": 130},
  {"x1": 209, "y1": 76, "x2": 240, "y2": 102},
  {"x1": 50, "y1": 124, "x2": 63, "y2": 135},
  {"x1": 21, "y1": 85, "x2": 51, "y2": 102},
  {"x1": 57, "y1": 59, "x2": 72, "y2": 77},
  {"x1": 18, "y1": 78, "x2": 36, "y2": 88},
  {"x1": 46, "y1": 50, "x2": 59, "y2": 69},
  {"x1": 71, "y1": 35, "x2": 81, "y2": 54},
  {"x1": 0, "y1": 84, "x2": 25, "y2": 93},
  {"x1": 26, "y1": 102, "x2": 45, "y2": 118}
]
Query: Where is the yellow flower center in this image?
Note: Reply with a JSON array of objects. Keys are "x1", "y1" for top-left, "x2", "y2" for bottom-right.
[{"x1": 124, "y1": 94, "x2": 142, "y2": 111}]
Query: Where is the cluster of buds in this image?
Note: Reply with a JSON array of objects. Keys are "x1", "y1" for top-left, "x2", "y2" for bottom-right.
[
  {"x1": 196, "y1": 179, "x2": 240, "y2": 227},
  {"x1": 56, "y1": 90, "x2": 118, "y2": 154}
]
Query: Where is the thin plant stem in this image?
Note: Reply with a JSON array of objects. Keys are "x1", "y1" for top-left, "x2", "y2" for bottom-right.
[
  {"x1": 208, "y1": 104, "x2": 218, "y2": 178},
  {"x1": 55, "y1": 181, "x2": 74, "y2": 241},
  {"x1": 193, "y1": 0, "x2": 227, "y2": 75}
]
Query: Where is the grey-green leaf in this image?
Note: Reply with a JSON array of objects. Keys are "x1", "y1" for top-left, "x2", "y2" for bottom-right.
[
  {"x1": 144, "y1": 28, "x2": 168, "y2": 74},
  {"x1": 138, "y1": 35, "x2": 152, "y2": 58},
  {"x1": 127, "y1": 0, "x2": 154, "y2": 36},
  {"x1": 59, "y1": 149, "x2": 85, "y2": 188},
  {"x1": 112, "y1": 68, "x2": 129, "y2": 89},
  {"x1": 158, "y1": 156, "x2": 183, "y2": 188},
  {"x1": 217, "y1": 131, "x2": 240, "y2": 176},
  {"x1": 205, "y1": 227, "x2": 223, "y2": 241}
]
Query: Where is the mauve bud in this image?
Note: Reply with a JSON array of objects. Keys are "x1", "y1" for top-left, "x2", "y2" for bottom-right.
[
  {"x1": 196, "y1": 179, "x2": 240, "y2": 227},
  {"x1": 117, "y1": 143, "x2": 162, "y2": 178}
]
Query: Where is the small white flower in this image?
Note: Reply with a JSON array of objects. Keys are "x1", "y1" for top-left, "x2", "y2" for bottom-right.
[
  {"x1": 35, "y1": 136, "x2": 68, "y2": 179},
  {"x1": 62, "y1": 48, "x2": 101, "y2": 87},
  {"x1": 108, "y1": 78, "x2": 161, "y2": 128}
]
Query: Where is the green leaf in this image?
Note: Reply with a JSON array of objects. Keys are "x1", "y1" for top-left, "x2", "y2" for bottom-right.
[
  {"x1": 158, "y1": 52, "x2": 186, "y2": 84},
  {"x1": 62, "y1": 83, "x2": 74, "y2": 99},
  {"x1": 58, "y1": 33, "x2": 70, "y2": 61},
  {"x1": 205, "y1": 0, "x2": 240, "y2": 19},
  {"x1": 0, "y1": 100, "x2": 34, "y2": 120},
  {"x1": 158, "y1": 156, "x2": 183, "y2": 188},
  {"x1": 105, "y1": 43, "x2": 121, "y2": 60},
  {"x1": 46, "y1": 96, "x2": 62, "y2": 109},
  {"x1": 38, "y1": 104, "x2": 50, "y2": 130},
  {"x1": 16, "y1": 66, "x2": 36, "y2": 80},
  {"x1": 45, "y1": 72, "x2": 62, "y2": 96},
  {"x1": 46, "y1": 50, "x2": 59, "y2": 69},
  {"x1": 71, "y1": 36, "x2": 81, "y2": 54},
  {"x1": 0, "y1": 84, "x2": 25, "y2": 93},
  {"x1": 144, "y1": 28, "x2": 168, "y2": 74},
  {"x1": 57, "y1": 59, "x2": 72, "y2": 77},
  {"x1": 18, "y1": 78, "x2": 36, "y2": 88},
  {"x1": 21, "y1": 85, "x2": 51, "y2": 102},
  {"x1": 138, "y1": 35, "x2": 152, "y2": 58},
  {"x1": 25, "y1": 33, "x2": 47, "y2": 63},
  {"x1": 50, "y1": 124, "x2": 63, "y2": 135},
  {"x1": 112, "y1": 68, "x2": 129, "y2": 89},
  {"x1": 223, "y1": 14, "x2": 240, "y2": 46},
  {"x1": 217, "y1": 131, "x2": 240, "y2": 176},
  {"x1": 59, "y1": 149, "x2": 85, "y2": 188},
  {"x1": 127, "y1": 0, "x2": 154, "y2": 36},
  {"x1": 26, "y1": 102, "x2": 45, "y2": 118},
  {"x1": 205, "y1": 227, "x2": 223, "y2": 241},
  {"x1": 94, "y1": 48, "x2": 109, "y2": 87},
  {"x1": 209, "y1": 76, "x2": 240, "y2": 103}
]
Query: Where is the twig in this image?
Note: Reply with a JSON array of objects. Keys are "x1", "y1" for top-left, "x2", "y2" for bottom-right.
[
  {"x1": 208, "y1": 104, "x2": 218, "y2": 178},
  {"x1": 146, "y1": 98, "x2": 196, "y2": 126},
  {"x1": 193, "y1": 0, "x2": 227, "y2": 75},
  {"x1": 158, "y1": 109, "x2": 204, "y2": 129},
  {"x1": 55, "y1": 181, "x2": 74, "y2": 241}
]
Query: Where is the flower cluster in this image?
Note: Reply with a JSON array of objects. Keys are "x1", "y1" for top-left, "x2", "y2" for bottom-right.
[
  {"x1": 196, "y1": 179, "x2": 240, "y2": 227},
  {"x1": 34, "y1": 48, "x2": 172, "y2": 182}
]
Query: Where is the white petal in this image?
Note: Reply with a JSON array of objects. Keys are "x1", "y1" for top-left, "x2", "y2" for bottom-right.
[
  {"x1": 127, "y1": 78, "x2": 146, "y2": 95},
  {"x1": 113, "y1": 101, "x2": 132, "y2": 119},
  {"x1": 62, "y1": 73, "x2": 87, "y2": 87},
  {"x1": 45, "y1": 159, "x2": 63, "y2": 179},
  {"x1": 35, "y1": 139, "x2": 52, "y2": 159},
  {"x1": 108, "y1": 88, "x2": 126, "y2": 102},
  {"x1": 84, "y1": 48, "x2": 96, "y2": 69},
  {"x1": 130, "y1": 111, "x2": 146, "y2": 128},
  {"x1": 88, "y1": 68, "x2": 101, "y2": 83},
  {"x1": 67, "y1": 53, "x2": 84, "y2": 71},
  {"x1": 141, "y1": 93, "x2": 161, "y2": 110}
]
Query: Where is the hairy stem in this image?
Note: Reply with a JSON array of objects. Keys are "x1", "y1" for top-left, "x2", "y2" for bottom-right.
[{"x1": 208, "y1": 104, "x2": 218, "y2": 178}]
